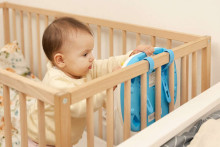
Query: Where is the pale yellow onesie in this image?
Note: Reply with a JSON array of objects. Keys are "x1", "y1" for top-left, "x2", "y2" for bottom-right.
[{"x1": 27, "y1": 52, "x2": 131, "y2": 145}]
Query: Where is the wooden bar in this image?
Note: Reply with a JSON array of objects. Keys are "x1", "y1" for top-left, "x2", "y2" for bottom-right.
[
  {"x1": 87, "y1": 97, "x2": 94, "y2": 147},
  {"x1": 69, "y1": 37, "x2": 209, "y2": 104},
  {"x1": 12, "y1": 9, "x2": 17, "y2": 41},
  {"x1": 169, "y1": 62, "x2": 175, "y2": 112},
  {"x1": 19, "y1": 92, "x2": 28, "y2": 147},
  {"x1": 54, "y1": 93, "x2": 71, "y2": 147},
  {"x1": 186, "y1": 55, "x2": 189, "y2": 100},
  {"x1": 5, "y1": 2, "x2": 201, "y2": 42},
  {"x1": 97, "y1": 25, "x2": 101, "y2": 59},
  {"x1": 180, "y1": 56, "x2": 187, "y2": 105},
  {"x1": 3, "y1": 7, "x2": 10, "y2": 44},
  {"x1": 109, "y1": 28, "x2": 113, "y2": 56},
  {"x1": 36, "y1": 14, "x2": 42, "y2": 79},
  {"x1": 155, "y1": 67, "x2": 161, "y2": 121},
  {"x1": 136, "y1": 33, "x2": 141, "y2": 46},
  {"x1": 141, "y1": 73, "x2": 147, "y2": 129},
  {"x1": 151, "y1": 36, "x2": 156, "y2": 47},
  {"x1": 123, "y1": 80, "x2": 131, "y2": 140},
  {"x1": 45, "y1": 15, "x2": 49, "y2": 27},
  {"x1": 98, "y1": 108, "x2": 103, "y2": 139},
  {"x1": 166, "y1": 39, "x2": 174, "y2": 112},
  {"x1": 201, "y1": 37, "x2": 211, "y2": 92},
  {"x1": 0, "y1": 69, "x2": 58, "y2": 105},
  {"x1": 106, "y1": 88, "x2": 114, "y2": 147},
  {"x1": 3, "y1": 85, "x2": 12, "y2": 147},
  {"x1": 28, "y1": 12, "x2": 34, "y2": 72},
  {"x1": 191, "y1": 52, "x2": 197, "y2": 98},
  {"x1": 166, "y1": 39, "x2": 172, "y2": 49},
  {"x1": 20, "y1": 10, "x2": 25, "y2": 56},
  {"x1": 37, "y1": 100, "x2": 46, "y2": 147},
  {"x1": 122, "y1": 30, "x2": 127, "y2": 54}
]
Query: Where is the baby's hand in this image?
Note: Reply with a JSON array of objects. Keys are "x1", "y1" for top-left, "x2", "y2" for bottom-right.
[{"x1": 130, "y1": 45, "x2": 154, "y2": 57}]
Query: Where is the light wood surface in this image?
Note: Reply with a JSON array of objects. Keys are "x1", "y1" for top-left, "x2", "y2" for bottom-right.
[
  {"x1": 122, "y1": 30, "x2": 127, "y2": 54},
  {"x1": 109, "y1": 28, "x2": 113, "y2": 56},
  {"x1": 0, "y1": 69, "x2": 58, "y2": 105},
  {"x1": 155, "y1": 67, "x2": 161, "y2": 121},
  {"x1": 87, "y1": 97, "x2": 94, "y2": 147},
  {"x1": 106, "y1": 88, "x2": 114, "y2": 147},
  {"x1": 192, "y1": 52, "x2": 197, "y2": 98},
  {"x1": 123, "y1": 80, "x2": 131, "y2": 141},
  {"x1": 4, "y1": 2, "x2": 201, "y2": 42},
  {"x1": 54, "y1": 93, "x2": 71, "y2": 147},
  {"x1": 28, "y1": 12, "x2": 34, "y2": 72},
  {"x1": 3, "y1": 85, "x2": 12, "y2": 147},
  {"x1": 12, "y1": 9, "x2": 17, "y2": 41},
  {"x1": 141, "y1": 73, "x2": 147, "y2": 129},
  {"x1": 20, "y1": 10, "x2": 25, "y2": 56},
  {"x1": 69, "y1": 37, "x2": 209, "y2": 104},
  {"x1": 19, "y1": 92, "x2": 28, "y2": 147},
  {"x1": 36, "y1": 13, "x2": 42, "y2": 80},
  {"x1": 38, "y1": 100, "x2": 46, "y2": 147},
  {"x1": 180, "y1": 56, "x2": 187, "y2": 105},
  {"x1": 3, "y1": 7, "x2": 10, "y2": 44}
]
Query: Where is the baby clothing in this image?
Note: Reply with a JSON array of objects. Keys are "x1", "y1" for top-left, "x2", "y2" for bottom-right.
[{"x1": 27, "y1": 52, "x2": 131, "y2": 146}]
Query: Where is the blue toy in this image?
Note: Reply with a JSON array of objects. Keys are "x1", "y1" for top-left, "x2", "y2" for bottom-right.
[{"x1": 120, "y1": 47, "x2": 177, "y2": 132}]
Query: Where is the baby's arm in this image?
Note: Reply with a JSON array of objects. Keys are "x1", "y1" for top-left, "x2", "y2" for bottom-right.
[{"x1": 91, "y1": 44, "x2": 154, "y2": 78}]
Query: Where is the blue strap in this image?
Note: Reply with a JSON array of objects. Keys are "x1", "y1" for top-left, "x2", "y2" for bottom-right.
[
  {"x1": 162, "y1": 49, "x2": 174, "y2": 70},
  {"x1": 142, "y1": 57, "x2": 155, "y2": 113},
  {"x1": 143, "y1": 57, "x2": 154, "y2": 73}
]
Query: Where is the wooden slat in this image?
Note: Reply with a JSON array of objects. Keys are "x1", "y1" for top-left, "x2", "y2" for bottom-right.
[
  {"x1": 28, "y1": 12, "x2": 34, "y2": 72},
  {"x1": 106, "y1": 88, "x2": 114, "y2": 147},
  {"x1": 155, "y1": 67, "x2": 161, "y2": 121},
  {"x1": 166, "y1": 39, "x2": 174, "y2": 112},
  {"x1": 3, "y1": 7, "x2": 10, "y2": 44},
  {"x1": 169, "y1": 62, "x2": 175, "y2": 112},
  {"x1": 151, "y1": 36, "x2": 156, "y2": 47},
  {"x1": 20, "y1": 10, "x2": 25, "y2": 56},
  {"x1": 36, "y1": 13, "x2": 42, "y2": 79},
  {"x1": 191, "y1": 52, "x2": 197, "y2": 98},
  {"x1": 44, "y1": 15, "x2": 49, "y2": 27},
  {"x1": 97, "y1": 25, "x2": 101, "y2": 59},
  {"x1": 166, "y1": 39, "x2": 172, "y2": 49},
  {"x1": 5, "y1": 2, "x2": 201, "y2": 42},
  {"x1": 87, "y1": 97, "x2": 94, "y2": 147},
  {"x1": 0, "y1": 69, "x2": 58, "y2": 105},
  {"x1": 19, "y1": 92, "x2": 28, "y2": 147},
  {"x1": 12, "y1": 9, "x2": 17, "y2": 41},
  {"x1": 122, "y1": 30, "x2": 127, "y2": 54},
  {"x1": 54, "y1": 93, "x2": 71, "y2": 147},
  {"x1": 180, "y1": 56, "x2": 187, "y2": 105},
  {"x1": 98, "y1": 108, "x2": 103, "y2": 139},
  {"x1": 123, "y1": 80, "x2": 131, "y2": 141},
  {"x1": 201, "y1": 37, "x2": 211, "y2": 92},
  {"x1": 136, "y1": 33, "x2": 141, "y2": 46},
  {"x1": 69, "y1": 37, "x2": 209, "y2": 104},
  {"x1": 186, "y1": 55, "x2": 189, "y2": 100},
  {"x1": 109, "y1": 28, "x2": 113, "y2": 57},
  {"x1": 38, "y1": 100, "x2": 46, "y2": 147},
  {"x1": 3, "y1": 85, "x2": 12, "y2": 147},
  {"x1": 141, "y1": 73, "x2": 147, "y2": 129}
]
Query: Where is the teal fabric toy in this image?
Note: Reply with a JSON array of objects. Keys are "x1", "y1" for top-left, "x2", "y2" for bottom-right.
[{"x1": 120, "y1": 47, "x2": 177, "y2": 131}]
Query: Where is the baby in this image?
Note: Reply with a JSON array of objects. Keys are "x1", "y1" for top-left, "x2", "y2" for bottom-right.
[{"x1": 27, "y1": 17, "x2": 154, "y2": 146}]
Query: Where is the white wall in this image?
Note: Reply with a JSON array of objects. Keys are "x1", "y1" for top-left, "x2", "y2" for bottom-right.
[{"x1": 5, "y1": 0, "x2": 220, "y2": 85}]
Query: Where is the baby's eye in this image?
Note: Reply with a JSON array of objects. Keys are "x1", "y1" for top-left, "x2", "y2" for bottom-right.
[{"x1": 83, "y1": 53, "x2": 88, "y2": 56}]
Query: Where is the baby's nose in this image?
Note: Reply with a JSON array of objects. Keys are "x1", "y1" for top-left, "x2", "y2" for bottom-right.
[{"x1": 89, "y1": 55, "x2": 94, "y2": 62}]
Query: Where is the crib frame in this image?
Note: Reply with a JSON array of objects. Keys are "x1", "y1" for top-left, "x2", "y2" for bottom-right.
[{"x1": 0, "y1": 2, "x2": 211, "y2": 147}]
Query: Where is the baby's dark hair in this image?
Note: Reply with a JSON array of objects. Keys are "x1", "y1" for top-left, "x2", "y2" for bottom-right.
[{"x1": 42, "y1": 17, "x2": 93, "y2": 61}]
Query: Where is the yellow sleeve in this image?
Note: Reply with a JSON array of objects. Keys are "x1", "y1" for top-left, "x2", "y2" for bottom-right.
[{"x1": 91, "y1": 51, "x2": 132, "y2": 78}]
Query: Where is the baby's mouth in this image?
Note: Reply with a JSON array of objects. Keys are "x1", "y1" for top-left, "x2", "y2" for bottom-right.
[{"x1": 88, "y1": 65, "x2": 92, "y2": 69}]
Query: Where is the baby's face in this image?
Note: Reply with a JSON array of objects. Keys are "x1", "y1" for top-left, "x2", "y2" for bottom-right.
[{"x1": 61, "y1": 30, "x2": 94, "y2": 79}]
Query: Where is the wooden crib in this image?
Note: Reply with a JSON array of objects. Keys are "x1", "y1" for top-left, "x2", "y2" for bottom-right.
[{"x1": 0, "y1": 2, "x2": 211, "y2": 147}]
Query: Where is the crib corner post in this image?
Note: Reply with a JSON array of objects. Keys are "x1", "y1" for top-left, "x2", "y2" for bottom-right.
[
  {"x1": 201, "y1": 36, "x2": 211, "y2": 92},
  {"x1": 3, "y1": 5, "x2": 10, "y2": 44},
  {"x1": 54, "y1": 92, "x2": 71, "y2": 147}
]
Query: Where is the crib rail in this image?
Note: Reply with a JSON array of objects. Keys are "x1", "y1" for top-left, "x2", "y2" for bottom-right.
[
  {"x1": 0, "y1": 69, "x2": 72, "y2": 147},
  {"x1": 0, "y1": 2, "x2": 211, "y2": 147}
]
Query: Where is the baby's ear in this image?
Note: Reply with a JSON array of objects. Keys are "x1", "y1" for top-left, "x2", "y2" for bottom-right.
[{"x1": 54, "y1": 53, "x2": 65, "y2": 68}]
